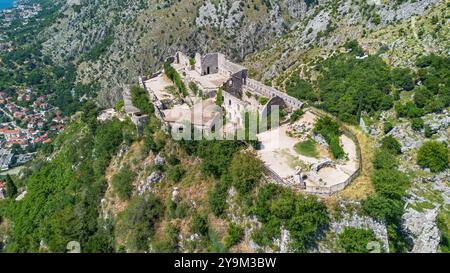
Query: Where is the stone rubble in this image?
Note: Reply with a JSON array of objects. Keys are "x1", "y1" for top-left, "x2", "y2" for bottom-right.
[{"x1": 402, "y1": 207, "x2": 440, "y2": 253}]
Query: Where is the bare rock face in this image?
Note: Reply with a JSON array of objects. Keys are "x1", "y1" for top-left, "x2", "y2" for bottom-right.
[
  {"x1": 196, "y1": 0, "x2": 244, "y2": 36},
  {"x1": 424, "y1": 110, "x2": 450, "y2": 135},
  {"x1": 387, "y1": 123, "x2": 423, "y2": 153},
  {"x1": 402, "y1": 207, "x2": 440, "y2": 253},
  {"x1": 283, "y1": 0, "x2": 308, "y2": 19},
  {"x1": 378, "y1": 0, "x2": 441, "y2": 25}
]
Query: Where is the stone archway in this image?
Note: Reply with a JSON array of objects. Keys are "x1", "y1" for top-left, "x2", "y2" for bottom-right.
[{"x1": 261, "y1": 95, "x2": 288, "y2": 118}]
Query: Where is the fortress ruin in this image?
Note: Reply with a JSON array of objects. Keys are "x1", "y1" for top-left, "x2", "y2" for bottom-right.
[{"x1": 126, "y1": 52, "x2": 360, "y2": 196}]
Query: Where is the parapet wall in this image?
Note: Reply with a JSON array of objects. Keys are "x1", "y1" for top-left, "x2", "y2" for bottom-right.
[{"x1": 246, "y1": 79, "x2": 303, "y2": 110}]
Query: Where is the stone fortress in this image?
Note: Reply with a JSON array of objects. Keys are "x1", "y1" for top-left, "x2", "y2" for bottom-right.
[{"x1": 125, "y1": 52, "x2": 360, "y2": 196}]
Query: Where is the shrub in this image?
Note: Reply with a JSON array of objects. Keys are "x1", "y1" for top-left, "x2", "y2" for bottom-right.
[
  {"x1": 414, "y1": 86, "x2": 432, "y2": 108},
  {"x1": 362, "y1": 195, "x2": 404, "y2": 222},
  {"x1": 373, "y1": 149, "x2": 398, "y2": 170},
  {"x1": 251, "y1": 218, "x2": 282, "y2": 247},
  {"x1": 313, "y1": 116, "x2": 344, "y2": 159},
  {"x1": 380, "y1": 135, "x2": 401, "y2": 154},
  {"x1": 188, "y1": 81, "x2": 199, "y2": 95},
  {"x1": 253, "y1": 184, "x2": 329, "y2": 252},
  {"x1": 344, "y1": 39, "x2": 363, "y2": 56},
  {"x1": 196, "y1": 140, "x2": 240, "y2": 177},
  {"x1": 5, "y1": 174, "x2": 17, "y2": 198},
  {"x1": 410, "y1": 118, "x2": 424, "y2": 131},
  {"x1": 167, "y1": 165, "x2": 185, "y2": 183},
  {"x1": 190, "y1": 213, "x2": 209, "y2": 236},
  {"x1": 329, "y1": 135, "x2": 345, "y2": 159},
  {"x1": 436, "y1": 212, "x2": 450, "y2": 253},
  {"x1": 208, "y1": 175, "x2": 231, "y2": 218},
  {"x1": 417, "y1": 141, "x2": 449, "y2": 172},
  {"x1": 164, "y1": 62, "x2": 187, "y2": 96},
  {"x1": 391, "y1": 67, "x2": 415, "y2": 91},
  {"x1": 424, "y1": 125, "x2": 434, "y2": 138},
  {"x1": 230, "y1": 152, "x2": 263, "y2": 195},
  {"x1": 215, "y1": 88, "x2": 223, "y2": 106},
  {"x1": 224, "y1": 223, "x2": 244, "y2": 249},
  {"x1": 259, "y1": 96, "x2": 269, "y2": 105},
  {"x1": 371, "y1": 169, "x2": 410, "y2": 200},
  {"x1": 117, "y1": 194, "x2": 163, "y2": 251},
  {"x1": 112, "y1": 168, "x2": 135, "y2": 200},
  {"x1": 338, "y1": 227, "x2": 379, "y2": 253},
  {"x1": 395, "y1": 102, "x2": 424, "y2": 118},
  {"x1": 115, "y1": 99, "x2": 124, "y2": 112},
  {"x1": 290, "y1": 109, "x2": 304, "y2": 123},
  {"x1": 153, "y1": 224, "x2": 179, "y2": 253},
  {"x1": 383, "y1": 121, "x2": 393, "y2": 134},
  {"x1": 130, "y1": 85, "x2": 154, "y2": 115}
]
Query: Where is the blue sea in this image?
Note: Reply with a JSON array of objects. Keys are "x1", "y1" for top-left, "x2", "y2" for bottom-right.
[{"x1": 0, "y1": 0, "x2": 15, "y2": 10}]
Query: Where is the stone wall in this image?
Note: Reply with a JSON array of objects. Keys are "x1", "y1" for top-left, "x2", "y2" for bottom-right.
[
  {"x1": 224, "y1": 70, "x2": 247, "y2": 99},
  {"x1": 246, "y1": 79, "x2": 303, "y2": 109},
  {"x1": 201, "y1": 53, "x2": 220, "y2": 75},
  {"x1": 223, "y1": 90, "x2": 246, "y2": 127}
]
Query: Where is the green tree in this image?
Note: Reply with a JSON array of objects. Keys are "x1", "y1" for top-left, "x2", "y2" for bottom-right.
[
  {"x1": 362, "y1": 195, "x2": 404, "y2": 223},
  {"x1": 380, "y1": 135, "x2": 401, "y2": 154},
  {"x1": 371, "y1": 169, "x2": 410, "y2": 200},
  {"x1": 410, "y1": 118, "x2": 424, "y2": 131},
  {"x1": 5, "y1": 175, "x2": 17, "y2": 198},
  {"x1": 230, "y1": 152, "x2": 263, "y2": 195},
  {"x1": 338, "y1": 227, "x2": 380, "y2": 253},
  {"x1": 417, "y1": 141, "x2": 449, "y2": 172},
  {"x1": 117, "y1": 194, "x2": 163, "y2": 252},
  {"x1": 153, "y1": 224, "x2": 179, "y2": 253},
  {"x1": 391, "y1": 67, "x2": 415, "y2": 91},
  {"x1": 130, "y1": 85, "x2": 154, "y2": 116},
  {"x1": 290, "y1": 109, "x2": 304, "y2": 123},
  {"x1": 215, "y1": 88, "x2": 224, "y2": 106},
  {"x1": 424, "y1": 124, "x2": 434, "y2": 138},
  {"x1": 373, "y1": 149, "x2": 398, "y2": 170},
  {"x1": 313, "y1": 117, "x2": 344, "y2": 159},
  {"x1": 112, "y1": 167, "x2": 135, "y2": 200}
]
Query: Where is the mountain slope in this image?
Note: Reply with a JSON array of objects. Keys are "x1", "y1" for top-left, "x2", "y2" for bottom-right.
[{"x1": 42, "y1": 0, "x2": 316, "y2": 106}]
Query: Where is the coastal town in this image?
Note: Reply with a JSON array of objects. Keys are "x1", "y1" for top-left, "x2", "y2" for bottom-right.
[
  {"x1": 0, "y1": 0, "x2": 42, "y2": 53},
  {"x1": 0, "y1": 2, "x2": 65, "y2": 171},
  {"x1": 0, "y1": 88, "x2": 67, "y2": 171}
]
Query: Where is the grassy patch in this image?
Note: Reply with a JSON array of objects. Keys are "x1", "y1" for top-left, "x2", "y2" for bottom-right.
[
  {"x1": 408, "y1": 201, "x2": 436, "y2": 213},
  {"x1": 437, "y1": 209, "x2": 450, "y2": 253},
  {"x1": 295, "y1": 138, "x2": 319, "y2": 158}
]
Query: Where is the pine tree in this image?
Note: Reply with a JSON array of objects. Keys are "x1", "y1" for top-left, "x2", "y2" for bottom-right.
[{"x1": 6, "y1": 175, "x2": 17, "y2": 198}]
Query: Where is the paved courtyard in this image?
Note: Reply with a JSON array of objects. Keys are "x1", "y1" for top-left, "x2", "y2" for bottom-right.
[{"x1": 257, "y1": 111, "x2": 359, "y2": 190}]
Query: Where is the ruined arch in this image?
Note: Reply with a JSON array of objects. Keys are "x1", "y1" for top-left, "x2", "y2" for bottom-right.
[{"x1": 261, "y1": 96, "x2": 289, "y2": 118}]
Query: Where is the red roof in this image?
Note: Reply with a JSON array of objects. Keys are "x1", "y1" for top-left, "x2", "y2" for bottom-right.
[{"x1": 0, "y1": 128, "x2": 20, "y2": 134}]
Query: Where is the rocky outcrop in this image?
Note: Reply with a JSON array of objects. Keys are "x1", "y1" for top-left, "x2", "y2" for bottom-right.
[
  {"x1": 378, "y1": 0, "x2": 441, "y2": 26},
  {"x1": 402, "y1": 207, "x2": 440, "y2": 253},
  {"x1": 387, "y1": 123, "x2": 424, "y2": 153},
  {"x1": 42, "y1": 0, "x2": 314, "y2": 107},
  {"x1": 330, "y1": 211, "x2": 390, "y2": 253}
]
